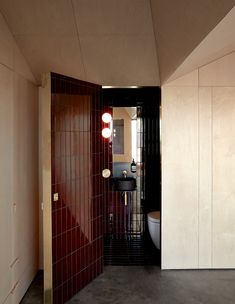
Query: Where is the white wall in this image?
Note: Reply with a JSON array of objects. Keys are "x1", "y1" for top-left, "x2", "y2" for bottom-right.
[
  {"x1": 0, "y1": 12, "x2": 39, "y2": 303},
  {"x1": 162, "y1": 51, "x2": 235, "y2": 269}
]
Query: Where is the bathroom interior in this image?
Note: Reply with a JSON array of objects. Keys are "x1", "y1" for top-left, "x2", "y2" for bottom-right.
[{"x1": 103, "y1": 88, "x2": 161, "y2": 266}]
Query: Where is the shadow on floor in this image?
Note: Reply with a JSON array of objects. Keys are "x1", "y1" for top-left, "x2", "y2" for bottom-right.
[{"x1": 20, "y1": 270, "x2": 43, "y2": 304}]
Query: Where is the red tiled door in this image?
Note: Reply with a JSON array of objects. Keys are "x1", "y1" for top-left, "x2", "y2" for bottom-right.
[{"x1": 51, "y1": 73, "x2": 105, "y2": 303}]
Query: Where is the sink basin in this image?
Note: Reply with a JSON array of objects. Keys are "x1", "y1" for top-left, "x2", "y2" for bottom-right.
[{"x1": 114, "y1": 177, "x2": 136, "y2": 191}]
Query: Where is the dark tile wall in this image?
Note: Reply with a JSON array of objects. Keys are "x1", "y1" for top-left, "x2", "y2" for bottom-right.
[{"x1": 51, "y1": 73, "x2": 104, "y2": 304}]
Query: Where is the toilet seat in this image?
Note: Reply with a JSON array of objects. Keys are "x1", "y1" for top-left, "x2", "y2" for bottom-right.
[{"x1": 147, "y1": 211, "x2": 160, "y2": 223}]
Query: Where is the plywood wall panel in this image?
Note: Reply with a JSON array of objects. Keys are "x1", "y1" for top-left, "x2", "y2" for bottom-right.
[
  {"x1": 199, "y1": 52, "x2": 235, "y2": 87},
  {"x1": 0, "y1": 64, "x2": 14, "y2": 304},
  {"x1": 162, "y1": 86, "x2": 199, "y2": 269},
  {"x1": 212, "y1": 87, "x2": 235, "y2": 268},
  {"x1": 198, "y1": 87, "x2": 212, "y2": 268},
  {"x1": 163, "y1": 56, "x2": 235, "y2": 269}
]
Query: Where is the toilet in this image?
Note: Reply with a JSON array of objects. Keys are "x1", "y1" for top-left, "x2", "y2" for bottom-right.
[{"x1": 147, "y1": 211, "x2": 160, "y2": 249}]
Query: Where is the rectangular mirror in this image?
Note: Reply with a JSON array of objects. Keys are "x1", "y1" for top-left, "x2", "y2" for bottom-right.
[{"x1": 112, "y1": 107, "x2": 137, "y2": 178}]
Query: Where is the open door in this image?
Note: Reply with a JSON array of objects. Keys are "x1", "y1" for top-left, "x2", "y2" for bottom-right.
[{"x1": 43, "y1": 73, "x2": 106, "y2": 303}]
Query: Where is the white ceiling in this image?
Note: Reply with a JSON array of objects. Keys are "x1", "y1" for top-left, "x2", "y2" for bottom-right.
[
  {"x1": 167, "y1": 6, "x2": 235, "y2": 82},
  {"x1": 150, "y1": 0, "x2": 235, "y2": 83},
  {"x1": 0, "y1": 0, "x2": 234, "y2": 85}
]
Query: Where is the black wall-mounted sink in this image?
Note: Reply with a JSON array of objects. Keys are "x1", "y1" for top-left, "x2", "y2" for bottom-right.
[{"x1": 114, "y1": 177, "x2": 136, "y2": 191}]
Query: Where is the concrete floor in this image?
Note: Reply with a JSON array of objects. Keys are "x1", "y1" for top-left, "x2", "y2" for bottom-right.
[
  {"x1": 20, "y1": 271, "x2": 43, "y2": 304},
  {"x1": 21, "y1": 267, "x2": 235, "y2": 304}
]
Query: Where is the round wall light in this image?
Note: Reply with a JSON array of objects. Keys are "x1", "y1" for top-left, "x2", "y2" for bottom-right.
[
  {"x1": 102, "y1": 128, "x2": 112, "y2": 138},
  {"x1": 102, "y1": 169, "x2": 111, "y2": 178},
  {"x1": 102, "y1": 112, "x2": 112, "y2": 123}
]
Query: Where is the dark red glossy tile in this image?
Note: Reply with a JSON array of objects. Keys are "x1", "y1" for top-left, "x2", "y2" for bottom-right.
[
  {"x1": 60, "y1": 207, "x2": 66, "y2": 231},
  {"x1": 55, "y1": 234, "x2": 62, "y2": 261},
  {"x1": 52, "y1": 237, "x2": 57, "y2": 261},
  {"x1": 75, "y1": 157, "x2": 80, "y2": 180},
  {"x1": 80, "y1": 270, "x2": 85, "y2": 290},
  {"x1": 88, "y1": 244, "x2": 93, "y2": 264},
  {"x1": 71, "y1": 275, "x2": 77, "y2": 296},
  {"x1": 57, "y1": 285, "x2": 63, "y2": 304},
  {"x1": 92, "y1": 218, "x2": 98, "y2": 240},
  {"x1": 53, "y1": 288, "x2": 58, "y2": 304},
  {"x1": 76, "y1": 272, "x2": 81, "y2": 291},
  {"x1": 65, "y1": 106, "x2": 71, "y2": 132},
  {"x1": 79, "y1": 103, "x2": 84, "y2": 132},
  {"x1": 62, "y1": 281, "x2": 68, "y2": 303},
  {"x1": 51, "y1": 75, "x2": 103, "y2": 303},
  {"x1": 80, "y1": 246, "x2": 85, "y2": 272},
  {"x1": 64, "y1": 181, "x2": 72, "y2": 206},
  {"x1": 67, "y1": 254, "x2": 72, "y2": 280},
  {"x1": 60, "y1": 132, "x2": 66, "y2": 156},
  {"x1": 76, "y1": 249, "x2": 81, "y2": 273},
  {"x1": 66, "y1": 229, "x2": 72, "y2": 256},
  {"x1": 60, "y1": 157, "x2": 66, "y2": 184},
  {"x1": 62, "y1": 257, "x2": 68, "y2": 282},
  {"x1": 71, "y1": 228, "x2": 77, "y2": 252},
  {"x1": 70, "y1": 205, "x2": 76, "y2": 229},
  {"x1": 65, "y1": 132, "x2": 71, "y2": 156},
  {"x1": 65, "y1": 157, "x2": 71, "y2": 182},
  {"x1": 52, "y1": 211, "x2": 57, "y2": 237},
  {"x1": 61, "y1": 232, "x2": 67, "y2": 259},
  {"x1": 76, "y1": 226, "x2": 81, "y2": 248},
  {"x1": 71, "y1": 157, "x2": 76, "y2": 180},
  {"x1": 67, "y1": 278, "x2": 73, "y2": 300},
  {"x1": 91, "y1": 198, "x2": 97, "y2": 219},
  {"x1": 84, "y1": 268, "x2": 89, "y2": 286},
  {"x1": 71, "y1": 251, "x2": 77, "y2": 277},
  {"x1": 85, "y1": 245, "x2": 90, "y2": 268},
  {"x1": 54, "y1": 259, "x2": 63, "y2": 288},
  {"x1": 80, "y1": 228, "x2": 85, "y2": 248},
  {"x1": 90, "y1": 263, "x2": 95, "y2": 282},
  {"x1": 56, "y1": 209, "x2": 63, "y2": 235}
]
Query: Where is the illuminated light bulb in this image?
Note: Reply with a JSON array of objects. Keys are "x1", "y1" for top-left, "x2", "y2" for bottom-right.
[
  {"x1": 102, "y1": 128, "x2": 112, "y2": 138},
  {"x1": 102, "y1": 112, "x2": 112, "y2": 123}
]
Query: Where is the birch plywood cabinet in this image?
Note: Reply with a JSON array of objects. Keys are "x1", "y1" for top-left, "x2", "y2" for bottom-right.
[{"x1": 162, "y1": 53, "x2": 235, "y2": 269}]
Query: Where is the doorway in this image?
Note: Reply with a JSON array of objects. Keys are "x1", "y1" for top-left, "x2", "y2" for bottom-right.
[
  {"x1": 102, "y1": 88, "x2": 161, "y2": 266},
  {"x1": 42, "y1": 75, "x2": 161, "y2": 303}
]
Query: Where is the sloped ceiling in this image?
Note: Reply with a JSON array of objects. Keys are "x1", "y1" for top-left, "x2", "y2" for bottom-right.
[
  {"x1": 0, "y1": 0, "x2": 234, "y2": 85},
  {"x1": 150, "y1": 0, "x2": 235, "y2": 83},
  {"x1": 167, "y1": 6, "x2": 235, "y2": 82}
]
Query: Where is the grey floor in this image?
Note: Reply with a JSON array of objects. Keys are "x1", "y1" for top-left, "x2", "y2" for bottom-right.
[
  {"x1": 21, "y1": 267, "x2": 235, "y2": 304},
  {"x1": 20, "y1": 271, "x2": 43, "y2": 303}
]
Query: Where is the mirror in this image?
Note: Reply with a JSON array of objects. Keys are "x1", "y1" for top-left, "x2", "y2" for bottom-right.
[{"x1": 112, "y1": 107, "x2": 137, "y2": 178}]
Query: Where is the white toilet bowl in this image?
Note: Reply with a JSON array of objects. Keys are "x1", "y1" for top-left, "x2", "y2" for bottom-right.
[{"x1": 147, "y1": 211, "x2": 160, "y2": 249}]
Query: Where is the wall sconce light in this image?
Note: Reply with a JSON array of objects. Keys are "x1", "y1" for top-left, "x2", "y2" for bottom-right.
[
  {"x1": 101, "y1": 112, "x2": 112, "y2": 139},
  {"x1": 102, "y1": 112, "x2": 112, "y2": 123},
  {"x1": 102, "y1": 127, "x2": 112, "y2": 138}
]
